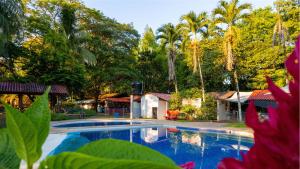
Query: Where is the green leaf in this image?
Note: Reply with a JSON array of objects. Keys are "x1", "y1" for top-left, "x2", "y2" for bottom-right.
[
  {"x1": 77, "y1": 139, "x2": 177, "y2": 167},
  {"x1": 25, "y1": 87, "x2": 51, "y2": 153},
  {"x1": 4, "y1": 104, "x2": 40, "y2": 166},
  {"x1": 0, "y1": 129, "x2": 21, "y2": 169},
  {"x1": 80, "y1": 48, "x2": 96, "y2": 65},
  {"x1": 39, "y1": 152, "x2": 179, "y2": 169}
]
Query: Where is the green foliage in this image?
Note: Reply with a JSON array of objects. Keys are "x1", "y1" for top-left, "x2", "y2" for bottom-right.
[
  {"x1": 136, "y1": 26, "x2": 168, "y2": 92},
  {"x1": 39, "y1": 152, "x2": 178, "y2": 169},
  {"x1": 180, "y1": 88, "x2": 202, "y2": 99},
  {"x1": 4, "y1": 88, "x2": 50, "y2": 168},
  {"x1": 77, "y1": 139, "x2": 176, "y2": 166},
  {"x1": 169, "y1": 93, "x2": 182, "y2": 110},
  {"x1": 274, "y1": 0, "x2": 300, "y2": 41},
  {"x1": 40, "y1": 139, "x2": 178, "y2": 169},
  {"x1": 226, "y1": 122, "x2": 247, "y2": 128},
  {"x1": 181, "y1": 105, "x2": 199, "y2": 120},
  {"x1": 199, "y1": 95, "x2": 217, "y2": 120},
  {"x1": 0, "y1": 129, "x2": 21, "y2": 169},
  {"x1": 51, "y1": 113, "x2": 70, "y2": 121},
  {"x1": 238, "y1": 7, "x2": 288, "y2": 89}
]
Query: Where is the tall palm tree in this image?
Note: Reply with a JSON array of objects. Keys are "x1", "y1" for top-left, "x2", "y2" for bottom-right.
[
  {"x1": 180, "y1": 11, "x2": 208, "y2": 102},
  {"x1": 213, "y1": 0, "x2": 251, "y2": 121},
  {"x1": 157, "y1": 23, "x2": 182, "y2": 93}
]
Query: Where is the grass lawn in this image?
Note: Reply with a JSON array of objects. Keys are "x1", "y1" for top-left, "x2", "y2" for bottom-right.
[{"x1": 226, "y1": 122, "x2": 247, "y2": 128}]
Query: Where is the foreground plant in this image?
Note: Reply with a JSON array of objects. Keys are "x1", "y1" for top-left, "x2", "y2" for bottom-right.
[
  {"x1": 4, "y1": 88, "x2": 51, "y2": 169},
  {"x1": 218, "y1": 36, "x2": 299, "y2": 169}
]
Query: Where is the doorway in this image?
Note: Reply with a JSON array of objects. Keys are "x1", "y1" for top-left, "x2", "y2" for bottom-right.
[{"x1": 152, "y1": 107, "x2": 157, "y2": 119}]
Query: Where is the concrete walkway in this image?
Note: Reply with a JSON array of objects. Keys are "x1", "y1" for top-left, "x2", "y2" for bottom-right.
[{"x1": 51, "y1": 118, "x2": 253, "y2": 137}]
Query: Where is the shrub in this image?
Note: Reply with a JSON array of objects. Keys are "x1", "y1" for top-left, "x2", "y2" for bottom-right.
[
  {"x1": 199, "y1": 94, "x2": 217, "y2": 120},
  {"x1": 51, "y1": 113, "x2": 70, "y2": 121},
  {"x1": 181, "y1": 105, "x2": 201, "y2": 120},
  {"x1": 169, "y1": 92, "x2": 182, "y2": 110},
  {"x1": 180, "y1": 88, "x2": 202, "y2": 99},
  {"x1": 83, "y1": 109, "x2": 97, "y2": 116},
  {"x1": 177, "y1": 112, "x2": 187, "y2": 120}
]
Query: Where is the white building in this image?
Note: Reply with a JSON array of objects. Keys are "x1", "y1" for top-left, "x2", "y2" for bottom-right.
[
  {"x1": 182, "y1": 98, "x2": 202, "y2": 108},
  {"x1": 215, "y1": 92, "x2": 253, "y2": 121},
  {"x1": 141, "y1": 93, "x2": 170, "y2": 120}
]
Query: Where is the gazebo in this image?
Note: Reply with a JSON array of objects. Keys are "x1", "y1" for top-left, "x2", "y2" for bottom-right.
[{"x1": 0, "y1": 82, "x2": 68, "y2": 110}]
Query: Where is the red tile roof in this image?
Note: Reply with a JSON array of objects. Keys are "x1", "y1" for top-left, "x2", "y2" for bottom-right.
[
  {"x1": 248, "y1": 90, "x2": 275, "y2": 101},
  {"x1": 149, "y1": 93, "x2": 171, "y2": 101},
  {"x1": 0, "y1": 82, "x2": 68, "y2": 95}
]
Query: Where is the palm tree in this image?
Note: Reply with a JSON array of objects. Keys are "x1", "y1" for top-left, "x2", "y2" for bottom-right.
[
  {"x1": 0, "y1": 0, "x2": 23, "y2": 55},
  {"x1": 157, "y1": 23, "x2": 182, "y2": 93},
  {"x1": 180, "y1": 11, "x2": 208, "y2": 102},
  {"x1": 59, "y1": 3, "x2": 96, "y2": 65},
  {"x1": 213, "y1": 0, "x2": 251, "y2": 121}
]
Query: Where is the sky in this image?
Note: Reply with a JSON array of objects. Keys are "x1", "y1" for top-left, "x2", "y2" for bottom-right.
[{"x1": 82, "y1": 0, "x2": 275, "y2": 34}]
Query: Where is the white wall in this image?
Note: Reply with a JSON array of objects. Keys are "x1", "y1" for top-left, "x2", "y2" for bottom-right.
[
  {"x1": 182, "y1": 98, "x2": 202, "y2": 108},
  {"x1": 158, "y1": 100, "x2": 168, "y2": 120},
  {"x1": 133, "y1": 101, "x2": 141, "y2": 118},
  {"x1": 141, "y1": 94, "x2": 159, "y2": 118},
  {"x1": 217, "y1": 100, "x2": 228, "y2": 121}
]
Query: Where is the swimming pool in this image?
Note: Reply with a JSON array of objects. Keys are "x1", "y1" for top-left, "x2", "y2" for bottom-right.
[
  {"x1": 54, "y1": 121, "x2": 141, "y2": 128},
  {"x1": 49, "y1": 127, "x2": 252, "y2": 168}
]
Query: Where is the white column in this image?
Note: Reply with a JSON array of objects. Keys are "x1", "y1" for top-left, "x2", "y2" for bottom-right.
[{"x1": 130, "y1": 95, "x2": 134, "y2": 119}]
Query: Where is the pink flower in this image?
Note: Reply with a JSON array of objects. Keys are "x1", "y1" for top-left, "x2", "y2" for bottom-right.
[
  {"x1": 218, "y1": 35, "x2": 300, "y2": 169},
  {"x1": 180, "y1": 161, "x2": 196, "y2": 169}
]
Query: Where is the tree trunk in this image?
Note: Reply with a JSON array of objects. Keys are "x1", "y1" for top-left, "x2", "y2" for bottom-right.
[
  {"x1": 193, "y1": 41, "x2": 197, "y2": 73},
  {"x1": 168, "y1": 47, "x2": 178, "y2": 93},
  {"x1": 198, "y1": 58, "x2": 205, "y2": 102},
  {"x1": 234, "y1": 69, "x2": 242, "y2": 121},
  {"x1": 174, "y1": 77, "x2": 178, "y2": 94}
]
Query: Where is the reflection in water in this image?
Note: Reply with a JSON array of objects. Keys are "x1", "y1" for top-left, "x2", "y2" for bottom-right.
[
  {"x1": 140, "y1": 128, "x2": 167, "y2": 143},
  {"x1": 50, "y1": 127, "x2": 253, "y2": 169}
]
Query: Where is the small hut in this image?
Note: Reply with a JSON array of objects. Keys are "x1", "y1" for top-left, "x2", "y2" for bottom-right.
[{"x1": 141, "y1": 93, "x2": 170, "y2": 120}]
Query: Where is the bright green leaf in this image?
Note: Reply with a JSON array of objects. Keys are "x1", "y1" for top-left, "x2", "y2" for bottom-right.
[
  {"x1": 39, "y1": 152, "x2": 179, "y2": 169},
  {"x1": 77, "y1": 139, "x2": 177, "y2": 167},
  {"x1": 4, "y1": 104, "x2": 40, "y2": 166},
  {"x1": 0, "y1": 129, "x2": 21, "y2": 169},
  {"x1": 25, "y1": 87, "x2": 51, "y2": 153},
  {"x1": 80, "y1": 48, "x2": 96, "y2": 65}
]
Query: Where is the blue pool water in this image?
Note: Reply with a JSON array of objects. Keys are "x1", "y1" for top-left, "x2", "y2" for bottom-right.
[
  {"x1": 49, "y1": 127, "x2": 253, "y2": 169},
  {"x1": 54, "y1": 121, "x2": 140, "y2": 128}
]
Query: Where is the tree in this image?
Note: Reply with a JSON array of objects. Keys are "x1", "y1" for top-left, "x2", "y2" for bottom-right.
[
  {"x1": 0, "y1": 0, "x2": 24, "y2": 79},
  {"x1": 273, "y1": 0, "x2": 300, "y2": 42},
  {"x1": 156, "y1": 23, "x2": 182, "y2": 93},
  {"x1": 137, "y1": 26, "x2": 168, "y2": 92},
  {"x1": 213, "y1": 0, "x2": 251, "y2": 121},
  {"x1": 180, "y1": 11, "x2": 208, "y2": 102},
  {"x1": 238, "y1": 7, "x2": 286, "y2": 89},
  {"x1": 0, "y1": 0, "x2": 23, "y2": 53},
  {"x1": 59, "y1": 1, "x2": 96, "y2": 65},
  {"x1": 80, "y1": 8, "x2": 139, "y2": 110}
]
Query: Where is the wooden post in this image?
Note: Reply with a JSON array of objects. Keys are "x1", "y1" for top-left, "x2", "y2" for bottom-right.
[{"x1": 18, "y1": 94, "x2": 24, "y2": 111}]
